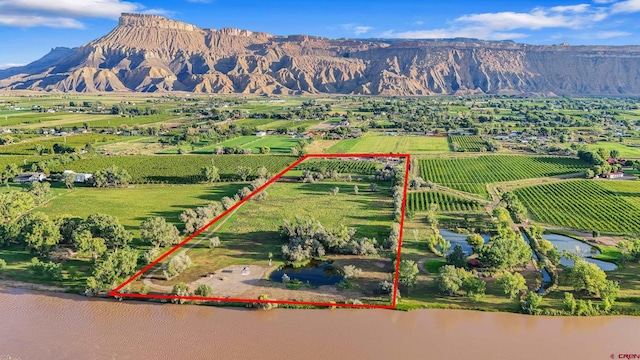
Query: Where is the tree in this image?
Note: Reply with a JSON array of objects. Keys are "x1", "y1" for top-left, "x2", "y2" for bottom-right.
[
  {"x1": 497, "y1": 272, "x2": 527, "y2": 299},
  {"x1": 236, "y1": 166, "x2": 251, "y2": 181},
  {"x1": 353, "y1": 185, "x2": 359, "y2": 195},
  {"x1": 73, "y1": 230, "x2": 107, "y2": 261},
  {"x1": 164, "y1": 253, "x2": 192, "y2": 280},
  {"x1": 567, "y1": 259, "x2": 607, "y2": 296},
  {"x1": 257, "y1": 166, "x2": 268, "y2": 179},
  {"x1": 462, "y1": 276, "x2": 486, "y2": 301},
  {"x1": 18, "y1": 212, "x2": 61, "y2": 255},
  {"x1": 584, "y1": 169, "x2": 595, "y2": 179},
  {"x1": 195, "y1": 284, "x2": 213, "y2": 297},
  {"x1": 0, "y1": 191, "x2": 35, "y2": 222},
  {"x1": 331, "y1": 187, "x2": 340, "y2": 196},
  {"x1": 202, "y1": 165, "x2": 220, "y2": 183},
  {"x1": 610, "y1": 149, "x2": 620, "y2": 159},
  {"x1": 369, "y1": 183, "x2": 377, "y2": 192},
  {"x1": 398, "y1": 260, "x2": 419, "y2": 292},
  {"x1": 0, "y1": 258, "x2": 6, "y2": 271},
  {"x1": 94, "y1": 165, "x2": 131, "y2": 188},
  {"x1": 343, "y1": 265, "x2": 363, "y2": 279},
  {"x1": 79, "y1": 213, "x2": 132, "y2": 249},
  {"x1": 446, "y1": 244, "x2": 467, "y2": 268},
  {"x1": 171, "y1": 283, "x2": 190, "y2": 304},
  {"x1": 92, "y1": 247, "x2": 138, "y2": 289},
  {"x1": 597, "y1": 148, "x2": 609, "y2": 161},
  {"x1": 600, "y1": 280, "x2": 620, "y2": 312},
  {"x1": 140, "y1": 217, "x2": 181, "y2": 248},
  {"x1": 437, "y1": 265, "x2": 468, "y2": 296},
  {"x1": 63, "y1": 172, "x2": 76, "y2": 189},
  {"x1": 478, "y1": 230, "x2": 532, "y2": 270},
  {"x1": 28, "y1": 181, "x2": 51, "y2": 204},
  {"x1": 520, "y1": 292, "x2": 542, "y2": 315},
  {"x1": 436, "y1": 235, "x2": 450, "y2": 256},
  {"x1": 466, "y1": 234, "x2": 485, "y2": 253},
  {"x1": 209, "y1": 236, "x2": 221, "y2": 248},
  {"x1": 563, "y1": 292, "x2": 577, "y2": 314},
  {"x1": 259, "y1": 146, "x2": 270, "y2": 155}
]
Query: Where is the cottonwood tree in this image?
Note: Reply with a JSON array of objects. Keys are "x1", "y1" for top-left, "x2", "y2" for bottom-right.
[
  {"x1": 497, "y1": 272, "x2": 527, "y2": 299},
  {"x1": 398, "y1": 260, "x2": 419, "y2": 293},
  {"x1": 478, "y1": 230, "x2": 531, "y2": 270},
  {"x1": 164, "y1": 253, "x2": 192, "y2": 280},
  {"x1": 0, "y1": 191, "x2": 35, "y2": 222},
  {"x1": 343, "y1": 265, "x2": 363, "y2": 279},
  {"x1": 201, "y1": 165, "x2": 220, "y2": 183},
  {"x1": 18, "y1": 212, "x2": 61, "y2": 256},
  {"x1": 195, "y1": 284, "x2": 212, "y2": 297},
  {"x1": 567, "y1": 259, "x2": 607, "y2": 296},
  {"x1": 140, "y1": 217, "x2": 181, "y2": 248},
  {"x1": 73, "y1": 230, "x2": 107, "y2": 261},
  {"x1": 90, "y1": 247, "x2": 138, "y2": 289},
  {"x1": 28, "y1": 181, "x2": 51, "y2": 204},
  {"x1": 63, "y1": 172, "x2": 76, "y2": 189},
  {"x1": 180, "y1": 203, "x2": 222, "y2": 234},
  {"x1": 94, "y1": 165, "x2": 131, "y2": 188},
  {"x1": 437, "y1": 265, "x2": 468, "y2": 296},
  {"x1": 236, "y1": 166, "x2": 251, "y2": 181},
  {"x1": 79, "y1": 213, "x2": 132, "y2": 250}
]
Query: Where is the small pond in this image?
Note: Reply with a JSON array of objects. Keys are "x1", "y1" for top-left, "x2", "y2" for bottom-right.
[
  {"x1": 269, "y1": 260, "x2": 344, "y2": 287},
  {"x1": 438, "y1": 229, "x2": 490, "y2": 256},
  {"x1": 542, "y1": 234, "x2": 618, "y2": 271},
  {"x1": 522, "y1": 233, "x2": 552, "y2": 294}
]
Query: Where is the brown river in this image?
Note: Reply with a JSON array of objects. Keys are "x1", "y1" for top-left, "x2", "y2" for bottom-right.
[{"x1": 1, "y1": 287, "x2": 639, "y2": 360}]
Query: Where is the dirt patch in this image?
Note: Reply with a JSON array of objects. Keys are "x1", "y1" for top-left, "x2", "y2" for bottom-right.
[
  {"x1": 190, "y1": 265, "x2": 272, "y2": 297},
  {"x1": 0, "y1": 280, "x2": 68, "y2": 293}
]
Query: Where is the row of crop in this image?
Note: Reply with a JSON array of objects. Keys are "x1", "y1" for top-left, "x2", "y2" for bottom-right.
[
  {"x1": 449, "y1": 135, "x2": 485, "y2": 152},
  {"x1": 420, "y1": 156, "x2": 588, "y2": 197},
  {"x1": 514, "y1": 180, "x2": 640, "y2": 234},
  {"x1": 0, "y1": 134, "x2": 128, "y2": 155},
  {"x1": 296, "y1": 160, "x2": 378, "y2": 175},
  {"x1": 47, "y1": 155, "x2": 298, "y2": 184},
  {"x1": 407, "y1": 191, "x2": 483, "y2": 213}
]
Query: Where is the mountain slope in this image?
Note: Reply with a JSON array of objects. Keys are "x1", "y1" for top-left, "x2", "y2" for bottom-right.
[{"x1": 2, "y1": 13, "x2": 640, "y2": 95}]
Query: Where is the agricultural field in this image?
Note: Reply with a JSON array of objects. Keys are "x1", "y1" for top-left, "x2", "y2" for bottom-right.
[
  {"x1": 38, "y1": 184, "x2": 244, "y2": 244},
  {"x1": 0, "y1": 134, "x2": 134, "y2": 155},
  {"x1": 514, "y1": 180, "x2": 640, "y2": 234},
  {"x1": 192, "y1": 135, "x2": 302, "y2": 154},
  {"x1": 0, "y1": 155, "x2": 47, "y2": 171},
  {"x1": 295, "y1": 159, "x2": 380, "y2": 175},
  {"x1": 141, "y1": 178, "x2": 397, "y2": 304},
  {"x1": 420, "y1": 155, "x2": 589, "y2": 197},
  {"x1": 47, "y1": 155, "x2": 297, "y2": 183},
  {"x1": 449, "y1": 135, "x2": 486, "y2": 152},
  {"x1": 329, "y1": 134, "x2": 450, "y2": 154},
  {"x1": 407, "y1": 191, "x2": 484, "y2": 213},
  {"x1": 581, "y1": 142, "x2": 640, "y2": 159}
]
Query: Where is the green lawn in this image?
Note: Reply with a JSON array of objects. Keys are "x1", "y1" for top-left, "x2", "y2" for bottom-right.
[
  {"x1": 37, "y1": 183, "x2": 244, "y2": 244},
  {"x1": 582, "y1": 142, "x2": 640, "y2": 159},
  {"x1": 328, "y1": 134, "x2": 450, "y2": 154}
]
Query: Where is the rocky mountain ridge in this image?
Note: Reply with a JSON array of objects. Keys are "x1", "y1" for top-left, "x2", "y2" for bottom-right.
[{"x1": 1, "y1": 13, "x2": 640, "y2": 95}]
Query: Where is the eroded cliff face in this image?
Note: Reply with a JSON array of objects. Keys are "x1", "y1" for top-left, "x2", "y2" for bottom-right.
[{"x1": 2, "y1": 13, "x2": 640, "y2": 95}]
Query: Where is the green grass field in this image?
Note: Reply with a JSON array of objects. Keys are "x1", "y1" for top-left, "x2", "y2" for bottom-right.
[
  {"x1": 150, "y1": 179, "x2": 395, "y2": 287},
  {"x1": 193, "y1": 136, "x2": 302, "y2": 155},
  {"x1": 47, "y1": 154, "x2": 298, "y2": 183},
  {"x1": 329, "y1": 135, "x2": 450, "y2": 154},
  {"x1": 582, "y1": 142, "x2": 640, "y2": 159},
  {"x1": 420, "y1": 156, "x2": 589, "y2": 198},
  {"x1": 514, "y1": 180, "x2": 640, "y2": 234},
  {"x1": 0, "y1": 134, "x2": 134, "y2": 155}
]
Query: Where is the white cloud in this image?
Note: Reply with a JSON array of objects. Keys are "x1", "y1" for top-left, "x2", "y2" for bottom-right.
[
  {"x1": 0, "y1": 63, "x2": 26, "y2": 69},
  {"x1": 593, "y1": 0, "x2": 617, "y2": 3},
  {"x1": 353, "y1": 26, "x2": 373, "y2": 35},
  {"x1": 595, "y1": 30, "x2": 632, "y2": 37},
  {"x1": 611, "y1": 0, "x2": 640, "y2": 13},
  {"x1": 383, "y1": 4, "x2": 611, "y2": 41},
  {"x1": 341, "y1": 23, "x2": 373, "y2": 36},
  {"x1": 0, "y1": 14, "x2": 84, "y2": 28},
  {"x1": 186, "y1": 0, "x2": 213, "y2": 2},
  {"x1": 0, "y1": 0, "x2": 166, "y2": 28}
]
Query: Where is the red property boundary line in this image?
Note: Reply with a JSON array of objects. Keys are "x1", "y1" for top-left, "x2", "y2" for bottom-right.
[{"x1": 110, "y1": 153, "x2": 411, "y2": 310}]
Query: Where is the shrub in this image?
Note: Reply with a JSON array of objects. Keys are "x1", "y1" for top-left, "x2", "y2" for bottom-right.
[
  {"x1": 343, "y1": 265, "x2": 363, "y2": 279},
  {"x1": 194, "y1": 284, "x2": 213, "y2": 297},
  {"x1": 209, "y1": 236, "x2": 221, "y2": 248},
  {"x1": 0, "y1": 258, "x2": 6, "y2": 271}
]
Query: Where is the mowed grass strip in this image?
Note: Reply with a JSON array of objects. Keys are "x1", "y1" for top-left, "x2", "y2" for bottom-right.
[
  {"x1": 420, "y1": 155, "x2": 588, "y2": 198},
  {"x1": 328, "y1": 135, "x2": 450, "y2": 154},
  {"x1": 514, "y1": 180, "x2": 640, "y2": 234}
]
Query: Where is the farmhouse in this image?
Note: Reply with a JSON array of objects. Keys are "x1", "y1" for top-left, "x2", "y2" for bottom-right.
[
  {"x1": 14, "y1": 173, "x2": 46, "y2": 183},
  {"x1": 63, "y1": 170, "x2": 93, "y2": 183},
  {"x1": 603, "y1": 172, "x2": 624, "y2": 180}
]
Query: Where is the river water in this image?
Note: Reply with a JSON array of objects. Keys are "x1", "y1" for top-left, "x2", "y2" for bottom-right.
[{"x1": 1, "y1": 287, "x2": 639, "y2": 360}]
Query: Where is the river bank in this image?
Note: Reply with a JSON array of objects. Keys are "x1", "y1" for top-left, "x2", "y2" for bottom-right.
[{"x1": 1, "y1": 286, "x2": 640, "y2": 360}]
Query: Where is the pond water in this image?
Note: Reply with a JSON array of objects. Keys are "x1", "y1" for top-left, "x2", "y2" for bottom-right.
[
  {"x1": 438, "y1": 229, "x2": 490, "y2": 256},
  {"x1": 269, "y1": 260, "x2": 344, "y2": 286},
  {"x1": 542, "y1": 234, "x2": 618, "y2": 271},
  {"x1": 522, "y1": 233, "x2": 552, "y2": 294}
]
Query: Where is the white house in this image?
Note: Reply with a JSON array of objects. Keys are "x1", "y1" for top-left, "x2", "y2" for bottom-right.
[
  {"x1": 256, "y1": 131, "x2": 267, "y2": 137},
  {"x1": 63, "y1": 170, "x2": 93, "y2": 183},
  {"x1": 14, "y1": 173, "x2": 46, "y2": 183}
]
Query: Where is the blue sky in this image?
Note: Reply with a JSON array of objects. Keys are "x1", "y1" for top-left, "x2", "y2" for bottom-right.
[{"x1": 1, "y1": 0, "x2": 639, "y2": 68}]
